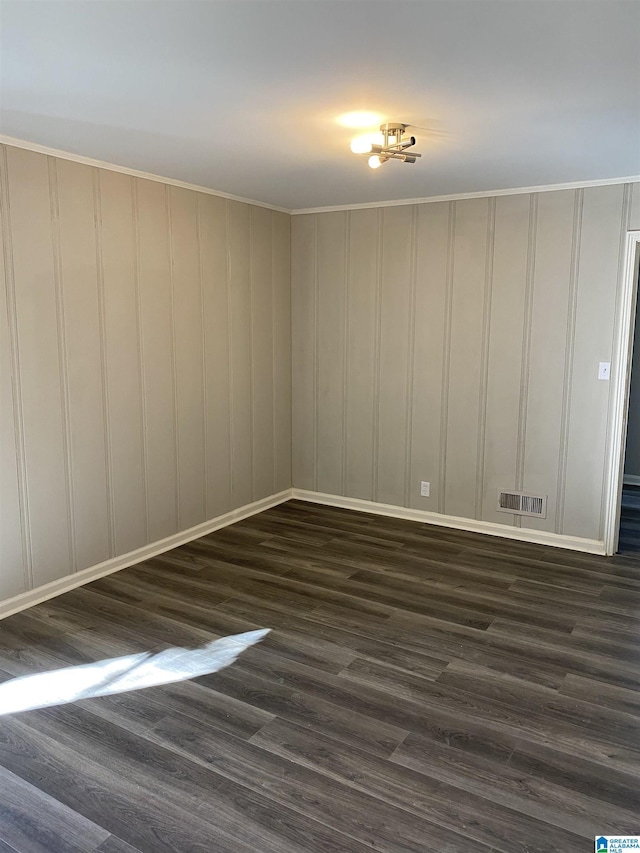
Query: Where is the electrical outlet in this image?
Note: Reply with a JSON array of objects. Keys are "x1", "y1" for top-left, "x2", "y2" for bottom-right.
[{"x1": 420, "y1": 481, "x2": 430, "y2": 497}]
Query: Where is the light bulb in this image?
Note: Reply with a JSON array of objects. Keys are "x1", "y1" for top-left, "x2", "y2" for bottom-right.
[
  {"x1": 338, "y1": 111, "x2": 382, "y2": 128},
  {"x1": 350, "y1": 136, "x2": 373, "y2": 154},
  {"x1": 368, "y1": 155, "x2": 384, "y2": 169}
]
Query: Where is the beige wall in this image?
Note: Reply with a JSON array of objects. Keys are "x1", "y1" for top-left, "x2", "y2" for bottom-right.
[
  {"x1": 2, "y1": 138, "x2": 638, "y2": 612},
  {"x1": 292, "y1": 183, "x2": 640, "y2": 542},
  {"x1": 0, "y1": 145, "x2": 291, "y2": 604}
]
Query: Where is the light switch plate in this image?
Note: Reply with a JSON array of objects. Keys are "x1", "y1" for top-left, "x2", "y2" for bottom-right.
[{"x1": 598, "y1": 362, "x2": 611, "y2": 381}]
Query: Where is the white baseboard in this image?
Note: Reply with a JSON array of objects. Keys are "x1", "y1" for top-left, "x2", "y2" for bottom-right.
[
  {"x1": 1, "y1": 484, "x2": 607, "y2": 621},
  {"x1": 0, "y1": 490, "x2": 291, "y2": 621},
  {"x1": 623, "y1": 474, "x2": 640, "y2": 486},
  {"x1": 291, "y1": 489, "x2": 606, "y2": 555}
]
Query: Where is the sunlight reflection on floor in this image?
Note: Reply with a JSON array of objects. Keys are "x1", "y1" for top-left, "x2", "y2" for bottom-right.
[{"x1": 0, "y1": 628, "x2": 270, "y2": 715}]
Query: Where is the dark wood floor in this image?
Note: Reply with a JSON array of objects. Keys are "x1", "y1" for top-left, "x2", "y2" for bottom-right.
[
  {"x1": 0, "y1": 500, "x2": 639, "y2": 853},
  {"x1": 619, "y1": 484, "x2": 640, "y2": 553}
]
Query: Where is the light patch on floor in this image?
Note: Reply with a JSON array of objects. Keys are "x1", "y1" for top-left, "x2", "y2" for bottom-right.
[{"x1": 0, "y1": 628, "x2": 270, "y2": 715}]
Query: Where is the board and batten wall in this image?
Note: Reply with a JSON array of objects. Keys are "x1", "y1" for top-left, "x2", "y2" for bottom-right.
[
  {"x1": 292, "y1": 182, "x2": 640, "y2": 544},
  {"x1": 0, "y1": 144, "x2": 291, "y2": 606}
]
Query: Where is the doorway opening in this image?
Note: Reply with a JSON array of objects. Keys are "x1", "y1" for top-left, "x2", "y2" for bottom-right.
[
  {"x1": 619, "y1": 264, "x2": 640, "y2": 552},
  {"x1": 603, "y1": 230, "x2": 640, "y2": 554}
]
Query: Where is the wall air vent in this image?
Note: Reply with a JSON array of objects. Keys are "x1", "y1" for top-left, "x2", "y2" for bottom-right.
[{"x1": 497, "y1": 490, "x2": 547, "y2": 518}]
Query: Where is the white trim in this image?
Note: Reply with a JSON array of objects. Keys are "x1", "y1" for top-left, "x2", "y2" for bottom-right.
[
  {"x1": 623, "y1": 474, "x2": 640, "y2": 486},
  {"x1": 0, "y1": 490, "x2": 291, "y2": 621},
  {"x1": 2, "y1": 135, "x2": 637, "y2": 217},
  {"x1": 1, "y1": 481, "x2": 613, "y2": 621},
  {"x1": 291, "y1": 489, "x2": 606, "y2": 554},
  {"x1": 603, "y1": 230, "x2": 640, "y2": 555},
  {"x1": 0, "y1": 135, "x2": 291, "y2": 215},
  {"x1": 292, "y1": 177, "x2": 640, "y2": 216}
]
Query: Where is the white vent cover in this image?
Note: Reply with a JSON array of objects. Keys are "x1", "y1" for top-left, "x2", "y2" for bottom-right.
[{"x1": 496, "y1": 490, "x2": 547, "y2": 518}]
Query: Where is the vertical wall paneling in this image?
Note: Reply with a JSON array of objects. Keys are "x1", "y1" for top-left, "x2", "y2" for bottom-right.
[
  {"x1": 272, "y1": 211, "x2": 292, "y2": 493},
  {"x1": 474, "y1": 198, "x2": 496, "y2": 518},
  {"x1": 438, "y1": 203, "x2": 456, "y2": 514},
  {"x1": 344, "y1": 208, "x2": 378, "y2": 500},
  {"x1": 0, "y1": 282, "x2": 25, "y2": 599},
  {"x1": 169, "y1": 186, "x2": 206, "y2": 530},
  {"x1": 199, "y1": 194, "x2": 233, "y2": 519},
  {"x1": 444, "y1": 198, "x2": 490, "y2": 519},
  {"x1": 512, "y1": 198, "x2": 538, "y2": 532},
  {"x1": 250, "y1": 205, "x2": 275, "y2": 500},
  {"x1": 48, "y1": 158, "x2": 77, "y2": 571},
  {"x1": 290, "y1": 182, "x2": 639, "y2": 543},
  {"x1": 136, "y1": 178, "x2": 179, "y2": 542},
  {"x1": 2, "y1": 139, "x2": 636, "y2": 614},
  {"x1": 372, "y1": 210, "x2": 384, "y2": 501},
  {"x1": 0, "y1": 154, "x2": 27, "y2": 598},
  {"x1": 564, "y1": 185, "x2": 626, "y2": 538},
  {"x1": 227, "y1": 200, "x2": 253, "y2": 506},
  {"x1": 93, "y1": 169, "x2": 115, "y2": 558},
  {"x1": 342, "y1": 213, "x2": 351, "y2": 498},
  {"x1": 376, "y1": 205, "x2": 414, "y2": 507},
  {"x1": 408, "y1": 202, "x2": 450, "y2": 512},
  {"x1": 166, "y1": 189, "x2": 181, "y2": 524},
  {"x1": 522, "y1": 190, "x2": 577, "y2": 532},
  {"x1": 481, "y1": 193, "x2": 531, "y2": 524},
  {"x1": 0, "y1": 144, "x2": 292, "y2": 612},
  {"x1": 313, "y1": 216, "x2": 319, "y2": 493},
  {"x1": 5, "y1": 147, "x2": 72, "y2": 586},
  {"x1": 554, "y1": 190, "x2": 584, "y2": 533},
  {"x1": 132, "y1": 179, "x2": 151, "y2": 541},
  {"x1": 403, "y1": 207, "x2": 419, "y2": 507},
  {"x1": 99, "y1": 170, "x2": 147, "y2": 554},
  {"x1": 291, "y1": 214, "x2": 316, "y2": 490},
  {"x1": 55, "y1": 158, "x2": 111, "y2": 571},
  {"x1": 316, "y1": 211, "x2": 347, "y2": 495},
  {"x1": 514, "y1": 194, "x2": 538, "y2": 532}
]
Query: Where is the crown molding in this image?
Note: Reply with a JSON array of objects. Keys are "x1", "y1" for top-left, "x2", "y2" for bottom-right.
[
  {"x1": 291, "y1": 175, "x2": 640, "y2": 215},
  {"x1": 1, "y1": 135, "x2": 637, "y2": 215},
  {"x1": 0, "y1": 135, "x2": 292, "y2": 215}
]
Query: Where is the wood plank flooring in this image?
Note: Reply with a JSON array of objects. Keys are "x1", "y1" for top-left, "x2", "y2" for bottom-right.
[
  {"x1": 619, "y1": 484, "x2": 640, "y2": 553},
  {"x1": 0, "y1": 499, "x2": 638, "y2": 852}
]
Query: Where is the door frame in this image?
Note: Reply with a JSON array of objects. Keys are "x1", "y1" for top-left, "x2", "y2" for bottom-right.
[{"x1": 603, "y1": 229, "x2": 640, "y2": 555}]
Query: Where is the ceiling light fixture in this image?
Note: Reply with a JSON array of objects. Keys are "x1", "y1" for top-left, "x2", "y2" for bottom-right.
[{"x1": 350, "y1": 123, "x2": 421, "y2": 169}]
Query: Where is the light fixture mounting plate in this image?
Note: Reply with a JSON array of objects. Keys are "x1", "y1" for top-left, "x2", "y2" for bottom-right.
[{"x1": 381, "y1": 123, "x2": 408, "y2": 134}]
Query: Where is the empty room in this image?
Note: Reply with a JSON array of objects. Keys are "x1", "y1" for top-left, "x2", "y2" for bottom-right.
[{"x1": 1, "y1": 1, "x2": 639, "y2": 851}]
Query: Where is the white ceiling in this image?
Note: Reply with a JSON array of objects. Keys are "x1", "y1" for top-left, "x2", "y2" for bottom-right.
[{"x1": 1, "y1": 0, "x2": 638, "y2": 211}]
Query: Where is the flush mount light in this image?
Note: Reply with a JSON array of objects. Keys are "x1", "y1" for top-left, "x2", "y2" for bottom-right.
[{"x1": 350, "y1": 123, "x2": 421, "y2": 169}]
